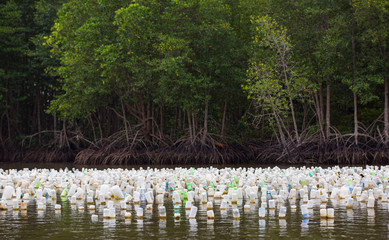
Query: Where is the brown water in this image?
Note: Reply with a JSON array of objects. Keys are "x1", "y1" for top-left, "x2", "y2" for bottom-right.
[{"x1": 0, "y1": 163, "x2": 388, "y2": 239}]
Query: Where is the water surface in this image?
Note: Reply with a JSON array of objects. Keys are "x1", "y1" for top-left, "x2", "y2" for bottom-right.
[{"x1": 0, "y1": 163, "x2": 388, "y2": 239}]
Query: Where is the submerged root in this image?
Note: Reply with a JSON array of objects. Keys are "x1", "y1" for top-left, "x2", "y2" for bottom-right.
[
  {"x1": 74, "y1": 132, "x2": 253, "y2": 165},
  {"x1": 3, "y1": 130, "x2": 389, "y2": 165}
]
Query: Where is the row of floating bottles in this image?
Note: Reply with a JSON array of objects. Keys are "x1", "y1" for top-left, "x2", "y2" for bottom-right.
[{"x1": 0, "y1": 165, "x2": 388, "y2": 223}]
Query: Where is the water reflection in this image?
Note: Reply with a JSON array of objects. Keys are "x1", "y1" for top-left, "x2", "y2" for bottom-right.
[
  {"x1": 346, "y1": 209, "x2": 353, "y2": 220},
  {"x1": 159, "y1": 219, "x2": 166, "y2": 229},
  {"x1": 103, "y1": 218, "x2": 116, "y2": 229},
  {"x1": 367, "y1": 209, "x2": 375, "y2": 224},
  {"x1": 327, "y1": 219, "x2": 334, "y2": 229},
  {"x1": 2, "y1": 171, "x2": 389, "y2": 239},
  {"x1": 188, "y1": 219, "x2": 197, "y2": 237},
  {"x1": 136, "y1": 220, "x2": 144, "y2": 230},
  {"x1": 220, "y1": 210, "x2": 227, "y2": 218},
  {"x1": 258, "y1": 219, "x2": 266, "y2": 231},
  {"x1": 279, "y1": 219, "x2": 287, "y2": 236},
  {"x1": 301, "y1": 219, "x2": 309, "y2": 237}
]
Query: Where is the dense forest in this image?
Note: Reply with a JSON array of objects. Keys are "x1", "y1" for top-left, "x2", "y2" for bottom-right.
[{"x1": 1, "y1": 0, "x2": 389, "y2": 165}]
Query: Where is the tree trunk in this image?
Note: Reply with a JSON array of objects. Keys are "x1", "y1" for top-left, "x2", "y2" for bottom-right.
[
  {"x1": 319, "y1": 85, "x2": 324, "y2": 124},
  {"x1": 385, "y1": 77, "x2": 389, "y2": 143},
  {"x1": 53, "y1": 112, "x2": 57, "y2": 142},
  {"x1": 354, "y1": 92, "x2": 358, "y2": 145},
  {"x1": 352, "y1": 26, "x2": 358, "y2": 145},
  {"x1": 267, "y1": 93, "x2": 286, "y2": 146},
  {"x1": 146, "y1": 101, "x2": 152, "y2": 140},
  {"x1": 326, "y1": 84, "x2": 331, "y2": 139},
  {"x1": 221, "y1": 101, "x2": 227, "y2": 138},
  {"x1": 121, "y1": 99, "x2": 129, "y2": 145},
  {"x1": 151, "y1": 103, "x2": 155, "y2": 137},
  {"x1": 202, "y1": 99, "x2": 209, "y2": 143},
  {"x1": 289, "y1": 97, "x2": 299, "y2": 143},
  {"x1": 62, "y1": 119, "x2": 70, "y2": 148},
  {"x1": 160, "y1": 105, "x2": 163, "y2": 138},
  {"x1": 192, "y1": 112, "x2": 196, "y2": 138},
  {"x1": 37, "y1": 101, "x2": 41, "y2": 146},
  {"x1": 187, "y1": 110, "x2": 192, "y2": 140},
  {"x1": 314, "y1": 91, "x2": 325, "y2": 140},
  {"x1": 5, "y1": 91, "x2": 11, "y2": 142},
  {"x1": 282, "y1": 68, "x2": 299, "y2": 142},
  {"x1": 89, "y1": 115, "x2": 97, "y2": 142},
  {"x1": 94, "y1": 112, "x2": 103, "y2": 141},
  {"x1": 178, "y1": 107, "x2": 182, "y2": 130},
  {"x1": 182, "y1": 108, "x2": 186, "y2": 130}
]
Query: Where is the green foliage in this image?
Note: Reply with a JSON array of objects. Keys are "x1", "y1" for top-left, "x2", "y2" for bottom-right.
[
  {"x1": 2, "y1": 0, "x2": 389, "y2": 148},
  {"x1": 245, "y1": 15, "x2": 309, "y2": 125}
]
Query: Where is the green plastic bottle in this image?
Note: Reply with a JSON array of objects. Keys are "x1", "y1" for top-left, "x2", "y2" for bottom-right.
[
  {"x1": 301, "y1": 179, "x2": 306, "y2": 187},
  {"x1": 60, "y1": 189, "x2": 68, "y2": 197},
  {"x1": 34, "y1": 180, "x2": 41, "y2": 189},
  {"x1": 174, "y1": 205, "x2": 180, "y2": 214}
]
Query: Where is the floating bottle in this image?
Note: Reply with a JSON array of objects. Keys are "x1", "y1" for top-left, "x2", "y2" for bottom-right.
[
  {"x1": 107, "y1": 200, "x2": 114, "y2": 209},
  {"x1": 124, "y1": 211, "x2": 132, "y2": 219},
  {"x1": 0, "y1": 201, "x2": 7, "y2": 210},
  {"x1": 208, "y1": 187, "x2": 215, "y2": 198},
  {"x1": 367, "y1": 196, "x2": 375, "y2": 208},
  {"x1": 320, "y1": 209, "x2": 327, "y2": 218},
  {"x1": 156, "y1": 194, "x2": 164, "y2": 204},
  {"x1": 258, "y1": 207, "x2": 266, "y2": 219},
  {"x1": 269, "y1": 199, "x2": 275, "y2": 209},
  {"x1": 159, "y1": 206, "x2": 166, "y2": 219},
  {"x1": 145, "y1": 191, "x2": 153, "y2": 204},
  {"x1": 136, "y1": 207, "x2": 143, "y2": 219},
  {"x1": 301, "y1": 204, "x2": 309, "y2": 218},
  {"x1": 307, "y1": 200, "x2": 313, "y2": 209},
  {"x1": 207, "y1": 202, "x2": 213, "y2": 210},
  {"x1": 118, "y1": 201, "x2": 125, "y2": 210},
  {"x1": 140, "y1": 188, "x2": 146, "y2": 201},
  {"x1": 87, "y1": 197, "x2": 93, "y2": 205},
  {"x1": 346, "y1": 198, "x2": 353, "y2": 209},
  {"x1": 201, "y1": 192, "x2": 208, "y2": 204},
  {"x1": 20, "y1": 201, "x2": 27, "y2": 210},
  {"x1": 279, "y1": 206, "x2": 286, "y2": 218},
  {"x1": 327, "y1": 208, "x2": 334, "y2": 219},
  {"x1": 91, "y1": 214, "x2": 98, "y2": 221},
  {"x1": 133, "y1": 191, "x2": 140, "y2": 204},
  {"x1": 232, "y1": 208, "x2": 240, "y2": 220},
  {"x1": 99, "y1": 194, "x2": 106, "y2": 205},
  {"x1": 189, "y1": 206, "x2": 198, "y2": 219},
  {"x1": 12, "y1": 199, "x2": 19, "y2": 210},
  {"x1": 174, "y1": 205, "x2": 180, "y2": 220},
  {"x1": 173, "y1": 191, "x2": 181, "y2": 204},
  {"x1": 382, "y1": 193, "x2": 388, "y2": 202},
  {"x1": 185, "y1": 201, "x2": 192, "y2": 210},
  {"x1": 60, "y1": 189, "x2": 68, "y2": 198},
  {"x1": 37, "y1": 202, "x2": 44, "y2": 211},
  {"x1": 103, "y1": 208, "x2": 110, "y2": 218},
  {"x1": 111, "y1": 185, "x2": 124, "y2": 199},
  {"x1": 231, "y1": 191, "x2": 238, "y2": 204},
  {"x1": 244, "y1": 204, "x2": 250, "y2": 211},
  {"x1": 288, "y1": 189, "x2": 297, "y2": 199},
  {"x1": 207, "y1": 210, "x2": 215, "y2": 219},
  {"x1": 220, "y1": 199, "x2": 228, "y2": 210}
]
